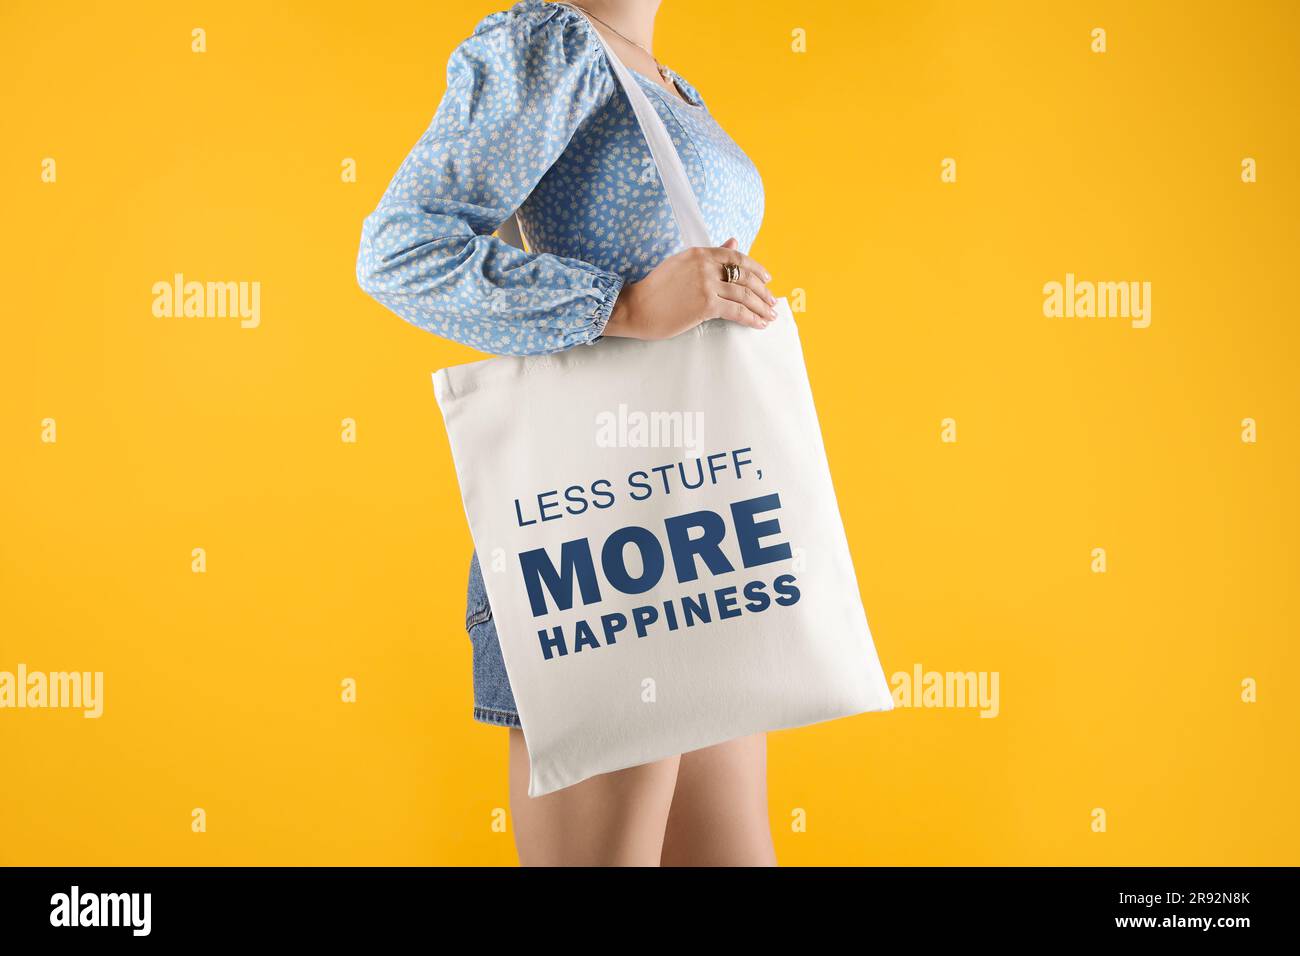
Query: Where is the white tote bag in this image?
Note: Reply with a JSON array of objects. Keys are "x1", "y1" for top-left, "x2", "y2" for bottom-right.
[{"x1": 434, "y1": 6, "x2": 893, "y2": 797}]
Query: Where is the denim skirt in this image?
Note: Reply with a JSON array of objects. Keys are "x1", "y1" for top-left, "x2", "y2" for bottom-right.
[{"x1": 465, "y1": 550, "x2": 522, "y2": 728}]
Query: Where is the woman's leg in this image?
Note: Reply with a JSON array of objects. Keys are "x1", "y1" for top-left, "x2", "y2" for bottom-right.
[
  {"x1": 508, "y1": 728, "x2": 681, "y2": 866},
  {"x1": 658, "y1": 733, "x2": 776, "y2": 866}
]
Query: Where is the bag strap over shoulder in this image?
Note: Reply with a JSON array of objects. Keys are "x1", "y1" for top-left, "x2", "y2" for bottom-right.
[{"x1": 499, "y1": 1, "x2": 714, "y2": 252}]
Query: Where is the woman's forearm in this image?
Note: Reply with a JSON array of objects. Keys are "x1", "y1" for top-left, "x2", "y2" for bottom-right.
[{"x1": 357, "y1": 201, "x2": 625, "y2": 356}]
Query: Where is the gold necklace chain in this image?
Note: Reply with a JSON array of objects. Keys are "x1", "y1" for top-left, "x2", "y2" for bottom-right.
[{"x1": 567, "y1": 2, "x2": 672, "y2": 80}]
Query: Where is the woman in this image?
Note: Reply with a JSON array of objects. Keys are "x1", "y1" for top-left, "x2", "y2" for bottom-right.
[{"x1": 356, "y1": 0, "x2": 777, "y2": 865}]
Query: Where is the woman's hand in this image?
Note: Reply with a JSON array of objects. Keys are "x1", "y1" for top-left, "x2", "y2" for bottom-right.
[{"x1": 602, "y1": 237, "x2": 777, "y2": 340}]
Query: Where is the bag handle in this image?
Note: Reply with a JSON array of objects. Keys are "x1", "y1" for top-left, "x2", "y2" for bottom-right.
[
  {"x1": 560, "y1": 3, "x2": 713, "y2": 249},
  {"x1": 500, "y1": 2, "x2": 714, "y2": 252}
]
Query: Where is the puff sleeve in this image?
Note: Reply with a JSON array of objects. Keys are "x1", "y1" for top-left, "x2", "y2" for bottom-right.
[{"x1": 356, "y1": 0, "x2": 621, "y2": 355}]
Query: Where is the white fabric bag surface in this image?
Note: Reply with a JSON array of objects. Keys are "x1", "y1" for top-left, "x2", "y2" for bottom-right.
[{"x1": 434, "y1": 4, "x2": 893, "y2": 797}]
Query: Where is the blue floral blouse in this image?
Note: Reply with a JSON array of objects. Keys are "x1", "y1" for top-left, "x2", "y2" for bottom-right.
[{"x1": 355, "y1": 0, "x2": 765, "y2": 356}]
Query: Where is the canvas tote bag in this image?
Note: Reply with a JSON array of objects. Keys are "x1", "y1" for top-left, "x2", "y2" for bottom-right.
[{"x1": 434, "y1": 5, "x2": 893, "y2": 797}]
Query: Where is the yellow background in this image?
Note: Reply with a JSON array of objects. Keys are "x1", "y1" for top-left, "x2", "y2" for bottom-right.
[{"x1": 2, "y1": 0, "x2": 1297, "y2": 865}]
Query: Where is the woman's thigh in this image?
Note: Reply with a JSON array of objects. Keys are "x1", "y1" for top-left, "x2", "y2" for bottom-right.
[
  {"x1": 659, "y1": 733, "x2": 776, "y2": 867},
  {"x1": 508, "y1": 728, "x2": 681, "y2": 866}
]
